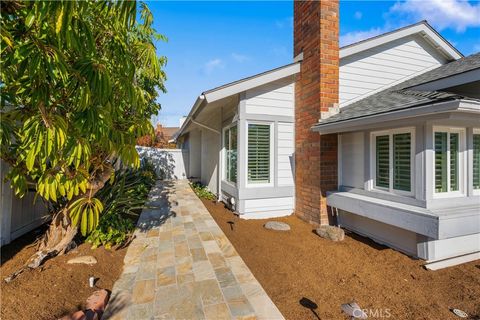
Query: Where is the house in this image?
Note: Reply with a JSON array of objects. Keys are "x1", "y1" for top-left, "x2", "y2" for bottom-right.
[{"x1": 174, "y1": 1, "x2": 479, "y2": 267}]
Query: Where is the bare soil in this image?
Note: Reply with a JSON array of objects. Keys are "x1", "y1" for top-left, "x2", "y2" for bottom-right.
[
  {"x1": 0, "y1": 227, "x2": 127, "y2": 320},
  {"x1": 201, "y1": 198, "x2": 480, "y2": 320}
]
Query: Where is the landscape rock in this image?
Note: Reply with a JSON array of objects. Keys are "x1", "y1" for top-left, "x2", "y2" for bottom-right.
[
  {"x1": 315, "y1": 225, "x2": 345, "y2": 241},
  {"x1": 264, "y1": 221, "x2": 291, "y2": 231},
  {"x1": 67, "y1": 255, "x2": 98, "y2": 265}
]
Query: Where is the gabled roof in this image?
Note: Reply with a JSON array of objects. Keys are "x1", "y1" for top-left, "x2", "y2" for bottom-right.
[
  {"x1": 174, "y1": 62, "x2": 300, "y2": 140},
  {"x1": 340, "y1": 20, "x2": 463, "y2": 61},
  {"x1": 313, "y1": 52, "x2": 480, "y2": 131}
]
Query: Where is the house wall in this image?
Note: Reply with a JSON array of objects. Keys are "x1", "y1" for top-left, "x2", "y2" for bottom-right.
[
  {"x1": 227, "y1": 77, "x2": 296, "y2": 219},
  {"x1": 339, "y1": 132, "x2": 364, "y2": 189},
  {"x1": 340, "y1": 35, "x2": 447, "y2": 106},
  {"x1": 188, "y1": 130, "x2": 202, "y2": 179},
  {"x1": 200, "y1": 114, "x2": 221, "y2": 194}
]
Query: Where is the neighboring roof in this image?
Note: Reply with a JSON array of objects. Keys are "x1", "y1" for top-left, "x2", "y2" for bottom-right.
[
  {"x1": 156, "y1": 125, "x2": 179, "y2": 140},
  {"x1": 174, "y1": 62, "x2": 300, "y2": 140},
  {"x1": 340, "y1": 20, "x2": 463, "y2": 61},
  {"x1": 313, "y1": 52, "x2": 480, "y2": 129}
]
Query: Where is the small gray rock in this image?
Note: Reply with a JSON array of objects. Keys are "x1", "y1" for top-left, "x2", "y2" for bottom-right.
[
  {"x1": 67, "y1": 255, "x2": 98, "y2": 265},
  {"x1": 315, "y1": 225, "x2": 345, "y2": 241},
  {"x1": 264, "y1": 221, "x2": 291, "y2": 231}
]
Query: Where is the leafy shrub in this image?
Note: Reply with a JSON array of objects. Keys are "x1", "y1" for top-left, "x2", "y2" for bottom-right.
[
  {"x1": 190, "y1": 182, "x2": 216, "y2": 200},
  {"x1": 86, "y1": 160, "x2": 156, "y2": 249}
]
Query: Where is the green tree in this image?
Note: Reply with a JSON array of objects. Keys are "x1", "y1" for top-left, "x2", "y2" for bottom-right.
[{"x1": 0, "y1": 0, "x2": 166, "y2": 277}]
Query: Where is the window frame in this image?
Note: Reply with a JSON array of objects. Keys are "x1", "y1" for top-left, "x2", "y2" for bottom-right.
[
  {"x1": 432, "y1": 126, "x2": 466, "y2": 198},
  {"x1": 472, "y1": 128, "x2": 480, "y2": 195},
  {"x1": 245, "y1": 121, "x2": 274, "y2": 188},
  {"x1": 222, "y1": 123, "x2": 238, "y2": 186},
  {"x1": 370, "y1": 127, "x2": 415, "y2": 197}
]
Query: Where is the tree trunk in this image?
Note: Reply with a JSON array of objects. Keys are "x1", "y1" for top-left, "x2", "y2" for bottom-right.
[{"x1": 4, "y1": 166, "x2": 113, "y2": 283}]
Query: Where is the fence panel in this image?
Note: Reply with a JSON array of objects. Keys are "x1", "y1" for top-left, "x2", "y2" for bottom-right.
[{"x1": 136, "y1": 147, "x2": 189, "y2": 180}]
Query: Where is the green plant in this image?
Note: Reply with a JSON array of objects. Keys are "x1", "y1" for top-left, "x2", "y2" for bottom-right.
[
  {"x1": 1, "y1": 0, "x2": 166, "y2": 272},
  {"x1": 190, "y1": 182, "x2": 216, "y2": 200},
  {"x1": 86, "y1": 160, "x2": 156, "y2": 249}
]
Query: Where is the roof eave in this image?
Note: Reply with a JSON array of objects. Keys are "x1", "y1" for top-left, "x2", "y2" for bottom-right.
[{"x1": 312, "y1": 99, "x2": 479, "y2": 134}]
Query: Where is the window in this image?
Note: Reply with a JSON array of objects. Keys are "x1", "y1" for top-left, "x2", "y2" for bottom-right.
[
  {"x1": 372, "y1": 128, "x2": 414, "y2": 195},
  {"x1": 224, "y1": 125, "x2": 237, "y2": 183},
  {"x1": 433, "y1": 127, "x2": 464, "y2": 194},
  {"x1": 473, "y1": 131, "x2": 480, "y2": 190},
  {"x1": 247, "y1": 123, "x2": 272, "y2": 185}
]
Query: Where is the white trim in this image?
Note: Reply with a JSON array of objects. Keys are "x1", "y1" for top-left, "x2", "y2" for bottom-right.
[
  {"x1": 245, "y1": 121, "x2": 275, "y2": 188},
  {"x1": 340, "y1": 22, "x2": 462, "y2": 61},
  {"x1": 370, "y1": 127, "x2": 415, "y2": 197},
  {"x1": 424, "y1": 252, "x2": 480, "y2": 270},
  {"x1": 204, "y1": 63, "x2": 300, "y2": 103},
  {"x1": 432, "y1": 126, "x2": 467, "y2": 198}
]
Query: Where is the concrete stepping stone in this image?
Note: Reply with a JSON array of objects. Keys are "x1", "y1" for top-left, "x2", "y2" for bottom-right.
[
  {"x1": 67, "y1": 255, "x2": 97, "y2": 265},
  {"x1": 264, "y1": 221, "x2": 291, "y2": 231}
]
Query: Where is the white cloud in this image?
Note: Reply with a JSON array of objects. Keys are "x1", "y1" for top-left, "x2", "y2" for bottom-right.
[
  {"x1": 389, "y1": 0, "x2": 480, "y2": 32},
  {"x1": 202, "y1": 58, "x2": 224, "y2": 75},
  {"x1": 354, "y1": 11, "x2": 363, "y2": 20},
  {"x1": 231, "y1": 53, "x2": 250, "y2": 63},
  {"x1": 340, "y1": 27, "x2": 384, "y2": 47}
]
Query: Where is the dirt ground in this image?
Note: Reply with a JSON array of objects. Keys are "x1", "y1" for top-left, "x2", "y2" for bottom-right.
[
  {"x1": 0, "y1": 227, "x2": 127, "y2": 320},
  {"x1": 201, "y1": 199, "x2": 480, "y2": 320}
]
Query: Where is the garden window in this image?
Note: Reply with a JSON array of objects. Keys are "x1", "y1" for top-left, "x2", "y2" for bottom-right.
[
  {"x1": 224, "y1": 125, "x2": 237, "y2": 183},
  {"x1": 434, "y1": 128, "x2": 464, "y2": 194},
  {"x1": 373, "y1": 129, "x2": 413, "y2": 194},
  {"x1": 473, "y1": 131, "x2": 480, "y2": 190},
  {"x1": 247, "y1": 123, "x2": 272, "y2": 185}
]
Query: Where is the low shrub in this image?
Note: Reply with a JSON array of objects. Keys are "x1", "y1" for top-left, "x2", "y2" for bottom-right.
[
  {"x1": 190, "y1": 181, "x2": 216, "y2": 200},
  {"x1": 86, "y1": 160, "x2": 156, "y2": 249}
]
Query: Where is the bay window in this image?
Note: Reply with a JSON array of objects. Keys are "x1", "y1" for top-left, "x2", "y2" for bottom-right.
[
  {"x1": 224, "y1": 124, "x2": 237, "y2": 183},
  {"x1": 433, "y1": 127, "x2": 464, "y2": 195},
  {"x1": 247, "y1": 123, "x2": 272, "y2": 185},
  {"x1": 372, "y1": 128, "x2": 414, "y2": 195}
]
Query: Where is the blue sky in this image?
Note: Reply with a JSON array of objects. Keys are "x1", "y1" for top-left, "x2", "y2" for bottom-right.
[{"x1": 147, "y1": 1, "x2": 480, "y2": 127}]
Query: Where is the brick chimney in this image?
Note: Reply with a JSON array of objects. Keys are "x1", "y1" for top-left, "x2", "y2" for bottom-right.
[{"x1": 294, "y1": 1, "x2": 339, "y2": 225}]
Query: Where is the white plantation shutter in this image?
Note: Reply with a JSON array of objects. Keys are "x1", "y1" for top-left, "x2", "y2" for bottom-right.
[
  {"x1": 474, "y1": 134, "x2": 480, "y2": 190},
  {"x1": 435, "y1": 132, "x2": 448, "y2": 193},
  {"x1": 248, "y1": 124, "x2": 271, "y2": 183},
  {"x1": 393, "y1": 133, "x2": 411, "y2": 191},
  {"x1": 450, "y1": 133, "x2": 459, "y2": 191},
  {"x1": 375, "y1": 135, "x2": 389, "y2": 188}
]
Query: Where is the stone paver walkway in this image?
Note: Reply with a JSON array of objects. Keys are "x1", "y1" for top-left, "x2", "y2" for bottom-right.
[{"x1": 104, "y1": 180, "x2": 284, "y2": 320}]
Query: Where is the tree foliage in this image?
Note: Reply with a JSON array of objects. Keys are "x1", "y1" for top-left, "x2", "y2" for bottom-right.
[{"x1": 0, "y1": 1, "x2": 166, "y2": 236}]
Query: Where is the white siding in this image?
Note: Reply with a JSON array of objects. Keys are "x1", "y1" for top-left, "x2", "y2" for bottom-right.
[
  {"x1": 245, "y1": 79, "x2": 294, "y2": 116},
  {"x1": 340, "y1": 36, "x2": 447, "y2": 106},
  {"x1": 277, "y1": 122, "x2": 294, "y2": 186},
  {"x1": 242, "y1": 196, "x2": 294, "y2": 219},
  {"x1": 340, "y1": 132, "x2": 364, "y2": 188},
  {"x1": 201, "y1": 129, "x2": 220, "y2": 193}
]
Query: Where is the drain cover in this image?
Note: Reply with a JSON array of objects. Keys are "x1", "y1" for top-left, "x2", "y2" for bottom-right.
[{"x1": 451, "y1": 309, "x2": 468, "y2": 318}]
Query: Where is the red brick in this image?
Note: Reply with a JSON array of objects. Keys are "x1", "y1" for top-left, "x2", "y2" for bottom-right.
[{"x1": 294, "y1": 1, "x2": 338, "y2": 226}]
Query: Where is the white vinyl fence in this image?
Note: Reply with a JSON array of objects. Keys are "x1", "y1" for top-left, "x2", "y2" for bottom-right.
[
  {"x1": 136, "y1": 147, "x2": 189, "y2": 180},
  {"x1": 1, "y1": 161, "x2": 50, "y2": 246}
]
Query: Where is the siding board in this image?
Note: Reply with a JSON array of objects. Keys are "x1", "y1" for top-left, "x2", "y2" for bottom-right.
[{"x1": 340, "y1": 37, "x2": 445, "y2": 106}]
